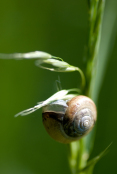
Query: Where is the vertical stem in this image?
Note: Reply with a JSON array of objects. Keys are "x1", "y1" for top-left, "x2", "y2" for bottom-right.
[
  {"x1": 82, "y1": 0, "x2": 106, "y2": 170},
  {"x1": 69, "y1": 0, "x2": 105, "y2": 174},
  {"x1": 84, "y1": 0, "x2": 105, "y2": 99}
]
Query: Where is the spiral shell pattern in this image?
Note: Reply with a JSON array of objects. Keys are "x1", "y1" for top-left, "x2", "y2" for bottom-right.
[
  {"x1": 74, "y1": 108, "x2": 94, "y2": 134},
  {"x1": 63, "y1": 96, "x2": 97, "y2": 139}
]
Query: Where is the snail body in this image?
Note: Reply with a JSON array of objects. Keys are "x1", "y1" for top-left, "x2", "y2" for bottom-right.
[{"x1": 42, "y1": 96, "x2": 97, "y2": 143}]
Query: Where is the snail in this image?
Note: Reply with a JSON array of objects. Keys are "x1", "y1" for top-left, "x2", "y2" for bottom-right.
[{"x1": 42, "y1": 95, "x2": 97, "y2": 143}]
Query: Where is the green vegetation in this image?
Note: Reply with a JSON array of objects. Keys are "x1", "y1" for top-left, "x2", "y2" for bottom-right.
[{"x1": 0, "y1": 0, "x2": 117, "y2": 174}]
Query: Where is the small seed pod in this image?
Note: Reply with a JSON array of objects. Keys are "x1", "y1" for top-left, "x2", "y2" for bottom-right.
[{"x1": 42, "y1": 96, "x2": 97, "y2": 143}]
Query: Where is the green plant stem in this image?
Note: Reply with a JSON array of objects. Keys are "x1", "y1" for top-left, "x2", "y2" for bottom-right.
[
  {"x1": 84, "y1": 0, "x2": 105, "y2": 99},
  {"x1": 69, "y1": 0, "x2": 105, "y2": 174}
]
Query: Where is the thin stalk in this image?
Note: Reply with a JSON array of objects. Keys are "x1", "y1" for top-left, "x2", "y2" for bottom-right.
[
  {"x1": 69, "y1": 0, "x2": 105, "y2": 174},
  {"x1": 84, "y1": 0, "x2": 105, "y2": 98}
]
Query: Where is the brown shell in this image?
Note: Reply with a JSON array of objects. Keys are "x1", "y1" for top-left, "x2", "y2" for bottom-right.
[
  {"x1": 42, "y1": 95, "x2": 97, "y2": 144},
  {"x1": 63, "y1": 95, "x2": 97, "y2": 140}
]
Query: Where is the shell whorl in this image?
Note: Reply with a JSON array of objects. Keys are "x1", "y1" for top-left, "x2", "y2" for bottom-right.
[{"x1": 63, "y1": 96, "x2": 97, "y2": 139}]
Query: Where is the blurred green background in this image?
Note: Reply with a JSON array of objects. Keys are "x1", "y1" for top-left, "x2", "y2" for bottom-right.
[{"x1": 0, "y1": 0, "x2": 117, "y2": 174}]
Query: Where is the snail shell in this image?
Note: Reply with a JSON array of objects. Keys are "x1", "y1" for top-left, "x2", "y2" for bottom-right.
[{"x1": 42, "y1": 96, "x2": 97, "y2": 143}]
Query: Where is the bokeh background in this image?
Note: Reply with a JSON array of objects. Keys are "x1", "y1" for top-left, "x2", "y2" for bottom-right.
[{"x1": 0, "y1": 0, "x2": 117, "y2": 174}]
